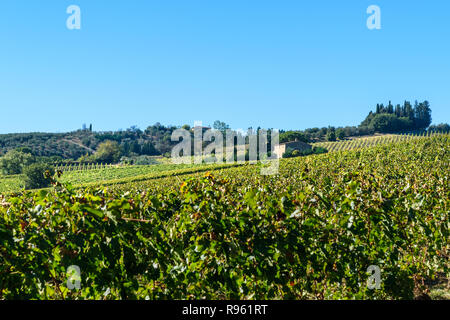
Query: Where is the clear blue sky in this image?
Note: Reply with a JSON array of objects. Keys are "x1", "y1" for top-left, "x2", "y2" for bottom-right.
[{"x1": 0, "y1": 0, "x2": 449, "y2": 133}]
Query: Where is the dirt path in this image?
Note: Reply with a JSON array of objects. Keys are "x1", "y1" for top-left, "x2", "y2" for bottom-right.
[{"x1": 61, "y1": 139, "x2": 95, "y2": 153}]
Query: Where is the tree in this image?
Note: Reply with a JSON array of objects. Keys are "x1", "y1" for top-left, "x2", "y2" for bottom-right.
[
  {"x1": 141, "y1": 142, "x2": 158, "y2": 156},
  {"x1": 336, "y1": 128, "x2": 345, "y2": 140},
  {"x1": 0, "y1": 150, "x2": 35, "y2": 175},
  {"x1": 279, "y1": 131, "x2": 308, "y2": 143},
  {"x1": 414, "y1": 101, "x2": 432, "y2": 129},
  {"x1": 405, "y1": 101, "x2": 414, "y2": 119},
  {"x1": 312, "y1": 146, "x2": 328, "y2": 154},
  {"x1": 428, "y1": 123, "x2": 450, "y2": 133},
  {"x1": 361, "y1": 100, "x2": 431, "y2": 132},
  {"x1": 395, "y1": 104, "x2": 401, "y2": 117},
  {"x1": 397, "y1": 117, "x2": 414, "y2": 131},
  {"x1": 130, "y1": 141, "x2": 141, "y2": 154},
  {"x1": 326, "y1": 127, "x2": 336, "y2": 141},
  {"x1": 368, "y1": 114, "x2": 400, "y2": 132},
  {"x1": 360, "y1": 111, "x2": 375, "y2": 127},
  {"x1": 94, "y1": 141, "x2": 121, "y2": 164},
  {"x1": 23, "y1": 163, "x2": 55, "y2": 190},
  {"x1": 16, "y1": 147, "x2": 33, "y2": 155},
  {"x1": 387, "y1": 101, "x2": 394, "y2": 114},
  {"x1": 213, "y1": 120, "x2": 229, "y2": 132}
]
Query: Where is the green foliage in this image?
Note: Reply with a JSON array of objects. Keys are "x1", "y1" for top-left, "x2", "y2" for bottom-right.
[
  {"x1": 213, "y1": 120, "x2": 230, "y2": 133},
  {"x1": 368, "y1": 114, "x2": 414, "y2": 133},
  {"x1": 15, "y1": 147, "x2": 33, "y2": 155},
  {"x1": 94, "y1": 141, "x2": 121, "y2": 164},
  {"x1": 0, "y1": 135, "x2": 448, "y2": 300},
  {"x1": 313, "y1": 132, "x2": 433, "y2": 153},
  {"x1": 0, "y1": 124, "x2": 178, "y2": 160},
  {"x1": 336, "y1": 129, "x2": 345, "y2": 140},
  {"x1": 361, "y1": 100, "x2": 432, "y2": 133},
  {"x1": 326, "y1": 128, "x2": 336, "y2": 141},
  {"x1": 369, "y1": 114, "x2": 400, "y2": 132},
  {"x1": 280, "y1": 131, "x2": 308, "y2": 143},
  {"x1": 0, "y1": 162, "x2": 236, "y2": 194},
  {"x1": 428, "y1": 123, "x2": 450, "y2": 133},
  {"x1": 0, "y1": 150, "x2": 35, "y2": 175},
  {"x1": 283, "y1": 146, "x2": 328, "y2": 158},
  {"x1": 312, "y1": 146, "x2": 328, "y2": 154},
  {"x1": 23, "y1": 163, "x2": 55, "y2": 190}
]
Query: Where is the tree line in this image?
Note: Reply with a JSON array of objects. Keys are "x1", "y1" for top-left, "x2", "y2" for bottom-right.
[
  {"x1": 360, "y1": 100, "x2": 432, "y2": 133},
  {"x1": 0, "y1": 101, "x2": 448, "y2": 167},
  {"x1": 280, "y1": 100, "x2": 447, "y2": 143}
]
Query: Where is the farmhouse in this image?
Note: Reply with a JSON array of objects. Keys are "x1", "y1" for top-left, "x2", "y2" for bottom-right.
[{"x1": 273, "y1": 140, "x2": 312, "y2": 159}]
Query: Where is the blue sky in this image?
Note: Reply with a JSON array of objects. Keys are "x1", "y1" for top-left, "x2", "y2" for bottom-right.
[{"x1": 0, "y1": 0, "x2": 449, "y2": 133}]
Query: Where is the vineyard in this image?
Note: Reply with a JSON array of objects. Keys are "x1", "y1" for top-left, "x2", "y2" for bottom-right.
[
  {"x1": 312, "y1": 132, "x2": 437, "y2": 153},
  {"x1": 1, "y1": 132, "x2": 442, "y2": 194},
  {"x1": 0, "y1": 174, "x2": 25, "y2": 195},
  {"x1": 0, "y1": 162, "x2": 232, "y2": 194},
  {"x1": 0, "y1": 134, "x2": 448, "y2": 299}
]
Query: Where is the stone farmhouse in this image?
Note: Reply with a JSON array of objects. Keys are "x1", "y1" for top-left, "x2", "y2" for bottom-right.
[{"x1": 273, "y1": 140, "x2": 312, "y2": 159}]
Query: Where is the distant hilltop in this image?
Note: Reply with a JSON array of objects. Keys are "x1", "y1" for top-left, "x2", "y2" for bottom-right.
[{"x1": 0, "y1": 101, "x2": 448, "y2": 161}]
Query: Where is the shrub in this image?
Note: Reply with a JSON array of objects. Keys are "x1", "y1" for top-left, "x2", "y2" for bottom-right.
[
  {"x1": 94, "y1": 141, "x2": 121, "y2": 164},
  {"x1": 336, "y1": 129, "x2": 345, "y2": 140},
  {"x1": 23, "y1": 163, "x2": 55, "y2": 190},
  {"x1": 0, "y1": 150, "x2": 35, "y2": 175},
  {"x1": 326, "y1": 129, "x2": 336, "y2": 141},
  {"x1": 280, "y1": 131, "x2": 308, "y2": 143},
  {"x1": 312, "y1": 146, "x2": 328, "y2": 154},
  {"x1": 291, "y1": 150, "x2": 300, "y2": 157},
  {"x1": 283, "y1": 147, "x2": 326, "y2": 158},
  {"x1": 133, "y1": 156, "x2": 159, "y2": 165},
  {"x1": 282, "y1": 147, "x2": 295, "y2": 158}
]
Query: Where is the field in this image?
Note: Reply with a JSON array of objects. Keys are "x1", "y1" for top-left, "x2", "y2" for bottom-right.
[
  {"x1": 0, "y1": 132, "x2": 440, "y2": 194},
  {"x1": 312, "y1": 132, "x2": 433, "y2": 152},
  {"x1": 0, "y1": 134, "x2": 448, "y2": 299},
  {"x1": 0, "y1": 162, "x2": 242, "y2": 194}
]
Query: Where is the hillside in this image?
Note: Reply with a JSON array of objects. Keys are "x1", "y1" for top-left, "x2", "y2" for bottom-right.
[
  {"x1": 0, "y1": 125, "x2": 176, "y2": 159},
  {"x1": 1, "y1": 134, "x2": 448, "y2": 299},
  {"x1": 312, "y1": 132, "x2": 427, "y2": 152},
  {"x1": 1, "y1": 100, "x2": 448, "y2": 162},
  {"x1": 1, "y1": 131, "x2": 446, "y2": 194}
]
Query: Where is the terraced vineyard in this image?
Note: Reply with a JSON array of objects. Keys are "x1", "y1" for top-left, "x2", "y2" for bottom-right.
[
  {"x1": 1, "y1": 134, "x2": 448, "y2": 299},
  {"x1": 312, "y1": 132, "x2": 438, "y2": 153}
]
